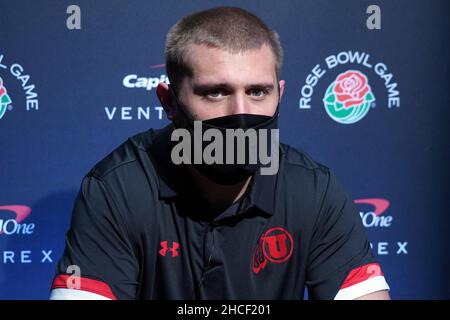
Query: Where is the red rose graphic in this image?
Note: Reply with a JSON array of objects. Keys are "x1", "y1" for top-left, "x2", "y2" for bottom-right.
[
  {"x1": 0, "y1": 78, "x2": 6, "y2": 97},
  {"x1": 334, "y1": 71, "x2": 369, "y2": 108}
]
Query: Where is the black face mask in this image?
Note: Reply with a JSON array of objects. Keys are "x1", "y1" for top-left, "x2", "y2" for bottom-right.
[{"x1": 170, "y1": 89, "x2": 279, "y2": 185}]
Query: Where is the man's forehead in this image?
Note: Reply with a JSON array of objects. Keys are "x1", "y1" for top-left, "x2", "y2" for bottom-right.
[{"x1": 186, "y1": 45, "x2": 276, "y2": 84}]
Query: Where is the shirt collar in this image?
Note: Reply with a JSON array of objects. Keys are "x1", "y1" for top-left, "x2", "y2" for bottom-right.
[
  {"x1": 148, "y1": 124, "x2": 187, "y2": 199},
  {"x1": 244, "y1": 168, "x2": 277, "y2": 216}
]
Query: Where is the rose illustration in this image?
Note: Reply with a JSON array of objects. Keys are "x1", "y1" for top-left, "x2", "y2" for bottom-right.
[
  {"x1": 0, "y1": 78, "x2": 6, "y2": 97},
  {"x1": 0, "y1": 77, "x2": 12, "y2": 120},
  {"x1": 334, "y1": 71, "x2": 369, "y2": 108},
  {"x1": 323, "y1": 70, "x2": 375, "y2": 124}
]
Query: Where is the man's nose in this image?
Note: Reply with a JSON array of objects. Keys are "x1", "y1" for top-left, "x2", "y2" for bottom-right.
[{"x1": 229, "y1": 92, "x2": 250, "y2": 115}]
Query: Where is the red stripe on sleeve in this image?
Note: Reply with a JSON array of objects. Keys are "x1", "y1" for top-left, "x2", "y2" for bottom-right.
[
  {"x1": 340, "y1": 263, "x2": 384, "y2": 289},
  {"x1": 51, "y1": 274, "x2": 117, "y2": 300}
]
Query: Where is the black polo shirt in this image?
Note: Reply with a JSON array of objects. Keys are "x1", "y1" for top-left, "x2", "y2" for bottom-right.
[{"x1": 50, "y1": 125, "x2": 389, "y2": 300}]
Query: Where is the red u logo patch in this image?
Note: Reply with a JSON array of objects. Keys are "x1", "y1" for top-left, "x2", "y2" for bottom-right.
[
  {"x1": 262, "y1": 228, "x2": 293, "y2": 263},
  {"x1": 252, "y1": 227, "x2": 294, "y2": 274}
]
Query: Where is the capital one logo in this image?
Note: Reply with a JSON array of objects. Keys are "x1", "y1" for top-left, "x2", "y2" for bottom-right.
[
  {"x1": 252, "y1": 227, "x2": 294, "y2": 274},
  {"x1": 0, "y1": 205, "x2": 34, "y2": 236},
  {"x1": 122, "y1": 63, "x2": 169, "y2": 91},
  {"x1": 105, "y1": 64, "x2": 167, "y2": 121},
  {"x1": 1, "y1": 205, "x2": 54, "y2": 264},
  {"x1": 355, "y1": 198, "x2": 408, "y2": 256},
  {"x1": 354, "y1": 198, "x2": 393, "y2": 228}
]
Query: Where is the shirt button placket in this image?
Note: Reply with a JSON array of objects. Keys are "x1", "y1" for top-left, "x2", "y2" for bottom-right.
[{"x1": 201, "y1": 220, "x2": 219, "y2": 281}]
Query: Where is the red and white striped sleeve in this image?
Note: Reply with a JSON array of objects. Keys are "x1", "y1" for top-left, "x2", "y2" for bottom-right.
[
  {"x1": 50, "y1": 275, "x2": 117, "y2": 300},
  {"x1": 334, "y1": 263, "x2": 390, "y2": 300}
]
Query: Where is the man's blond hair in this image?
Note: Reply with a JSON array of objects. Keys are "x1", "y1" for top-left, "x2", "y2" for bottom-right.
[{"x1": 165, "y1": 7, "x2": 283, "y2": 91}]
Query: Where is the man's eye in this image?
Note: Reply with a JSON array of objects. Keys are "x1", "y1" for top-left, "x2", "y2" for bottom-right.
[
  {"x1": 203, "y1": 89, "x2": 228, "y2": 100},
  {"x1": 248, "y1": 88, "x2": 268, "y2": 98},
  {"x1": 207, "y1": 91, "x2": 222, "y2": 98}
]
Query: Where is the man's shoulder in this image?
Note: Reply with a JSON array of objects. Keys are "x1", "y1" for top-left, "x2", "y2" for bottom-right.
[
  {"x1": 278, "y1": 143, "x2": 339, "y2": 203},
  {"x1": 279, "y1": 143, "x2": 353, "y2": 211},
  {"x1": 87, "y1": 126, "x2": 169, "y2": 180},
  {"x1": 280, "y1": 143, "x2": 331, "y2": 176}
]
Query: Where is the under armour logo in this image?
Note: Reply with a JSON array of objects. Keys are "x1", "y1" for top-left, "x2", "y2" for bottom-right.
[{"x1": 159, "y1": 241, "x2": 179, "y2": 257}]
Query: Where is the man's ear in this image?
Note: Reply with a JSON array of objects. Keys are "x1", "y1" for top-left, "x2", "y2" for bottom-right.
[
  {"x1": 278, "y1": 80, "x2": 285, "y2": 101},
  {"x1": 156, "y1": 82, "x2": 176, "y2": 120}
]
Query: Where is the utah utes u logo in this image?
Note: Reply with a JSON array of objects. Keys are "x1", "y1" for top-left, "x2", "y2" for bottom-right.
[
  {"x1": 252, "y1": 227, "x2": 294, "y2": 274},
  {"x1": 159, "y1": 241, "x2": 179, "y2": 258}
]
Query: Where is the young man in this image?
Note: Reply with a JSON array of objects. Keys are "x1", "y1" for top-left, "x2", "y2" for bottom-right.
[{"x1": 50, "y1": 7, "x2": 390, "y2": 300}]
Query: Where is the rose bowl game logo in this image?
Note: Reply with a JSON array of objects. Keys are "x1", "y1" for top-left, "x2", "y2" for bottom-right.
[
  {"x1": 0, "y1": 53, "x2": 39, "y2": 119},
  {"x1": 0, "y1": 77, "x2": 12, "y2": 120},
  {"x1": 323, "y1": 70, "x2": 375, "y2": 124},
  {"x1": 298, "y1": 50, "x2": 400, "y2": 124}
]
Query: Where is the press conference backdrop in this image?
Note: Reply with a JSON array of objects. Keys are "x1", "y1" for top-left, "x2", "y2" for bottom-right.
[{"x1": 0, "y1": 0, "x2": 449, "y2": 300}]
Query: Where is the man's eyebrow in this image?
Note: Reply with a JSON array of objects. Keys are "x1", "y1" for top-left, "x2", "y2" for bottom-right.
[
  {"x1": 192, "y1": 83, "x2": 230, "y2": 92},
  {"x1": 248, "y1": 83, "x2": 275, "y2": 90},
  {"x1": 193, "y1": 83, "x2": 275, "y2": 92}
]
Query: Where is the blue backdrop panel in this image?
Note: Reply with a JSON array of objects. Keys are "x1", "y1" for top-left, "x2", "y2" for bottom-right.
[{"x1": 0, "y1": 0, "x2": 448, "y2": 299}]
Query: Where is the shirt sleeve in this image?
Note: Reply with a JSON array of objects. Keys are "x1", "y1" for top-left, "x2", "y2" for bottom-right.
[
  {"x1": 305, "y1": 170, "x2": 389, "y2": 300},
  {"x1": 50, "y1": 175, "x2": 139, "y2": 300}
]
